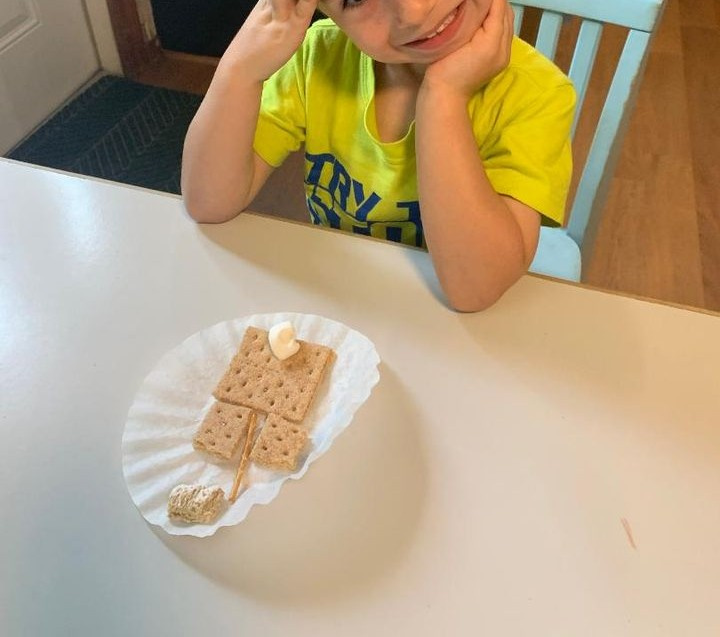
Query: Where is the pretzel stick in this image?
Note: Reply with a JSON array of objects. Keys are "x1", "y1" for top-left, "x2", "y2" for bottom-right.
[{"x1": 229, "y1": 417, "x2": 257, "y2": 502}]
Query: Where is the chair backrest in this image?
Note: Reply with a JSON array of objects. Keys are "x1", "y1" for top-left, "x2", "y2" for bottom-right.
[{"x1": 510, "y1": 0, "x2": 667, "y2": 253}]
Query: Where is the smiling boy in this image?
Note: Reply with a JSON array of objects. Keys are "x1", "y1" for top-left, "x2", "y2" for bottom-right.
[{"x1": 181, "y1": 0, "x2": 576, "y2": 311}]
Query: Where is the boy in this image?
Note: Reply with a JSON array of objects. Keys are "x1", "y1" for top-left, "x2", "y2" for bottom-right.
[{"x1": 181, "y1": 0, "x2": 575, "y2": 311}]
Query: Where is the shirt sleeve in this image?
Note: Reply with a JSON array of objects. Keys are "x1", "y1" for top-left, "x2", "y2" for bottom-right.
[
  {"x1": 253, "y1": 45, "x2": 307, "y2": 168},
  {"x1": 478, "y1": 81, "x2": 576, "y2": 226}
]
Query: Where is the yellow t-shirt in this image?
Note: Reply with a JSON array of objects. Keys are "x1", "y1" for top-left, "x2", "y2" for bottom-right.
[{"x1": 254, "y1": 19, "x2": 575, "y2": 248}]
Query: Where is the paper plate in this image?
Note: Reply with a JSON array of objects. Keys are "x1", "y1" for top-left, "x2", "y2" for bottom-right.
[{"x1": 121, "y1": 312, "x2": 381, "y2": 537}]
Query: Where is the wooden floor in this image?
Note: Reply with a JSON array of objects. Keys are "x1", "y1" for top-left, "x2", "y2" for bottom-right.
[
  {"x1": 584, "y1": 0, "x2": 720, "y2": 311},
  {"x1": 136, "y1": 0, "x2": 720, "y2": 311}
]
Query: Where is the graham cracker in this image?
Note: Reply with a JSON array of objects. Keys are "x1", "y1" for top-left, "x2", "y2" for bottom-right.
[
  {"x1": 193, "y1": 401, "x2": 256, "y2": 460},
  {"x1": 213, "y1": 326, "x2": 335, "y2": 422},
  {"x1": 250, "y1": 414, "x2": 308, "y2": 471}
]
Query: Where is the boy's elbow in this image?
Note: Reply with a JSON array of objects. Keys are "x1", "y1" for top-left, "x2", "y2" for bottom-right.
[
  {"x1": 445, "y1": 289, "x2": 504, "y2": 313},
  {"x1": 182, "y1": 190, "x2": 245, "y2": 224},
  {"x1": 183, "y1": 202, "x2": 229, "y2": 224},
  {"x1": 442, "y1": 271, "x2": 524, "y2": 312}
]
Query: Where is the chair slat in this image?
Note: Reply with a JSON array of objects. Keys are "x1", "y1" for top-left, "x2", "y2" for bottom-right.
[
  {"x1": 512, "y1": 4, "x2": 525, "y2": 35},
  {"x1": 535, "y1": 10, "x2": 564, "y2": 59},
  {"x1": 513, "y1": 0, "x2": 663, "y2": 31},
  {"x1": 567, "y1": 19, "x2": 603, "y2": 137},
  {"x1": 567, "y1": 29, "x2": 653, "y2": 246}
]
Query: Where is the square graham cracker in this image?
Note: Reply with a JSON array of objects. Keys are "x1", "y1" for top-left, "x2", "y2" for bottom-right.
[
  {"x1": 213, "y1": 326, "x2": 335, "y2": 422},
  {"x1": 193, "y1": 401, "x2": 256, "y2": 460},
  {"x1": 250, "y1": 414, "x2": 308, "y2": 471}
]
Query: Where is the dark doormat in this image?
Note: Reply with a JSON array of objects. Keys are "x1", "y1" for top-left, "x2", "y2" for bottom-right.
[{"x1": 5, "y1": 74, "x2": 202, "y2": 194}]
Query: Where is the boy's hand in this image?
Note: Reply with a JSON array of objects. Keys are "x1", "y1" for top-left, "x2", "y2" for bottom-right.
[
  {"x1": 421, "y1": 0, "x2": 514, "y2": 101},
  {"x1": 222, "y1": 0, "x2": 318, "y2": 82}
]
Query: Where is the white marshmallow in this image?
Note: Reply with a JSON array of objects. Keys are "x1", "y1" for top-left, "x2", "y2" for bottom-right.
[{"x1": 268, "y1": 321, "x2": 300, "y2": 360}]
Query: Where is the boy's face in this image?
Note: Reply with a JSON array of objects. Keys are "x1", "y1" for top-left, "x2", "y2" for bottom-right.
[{"x1": 318, "y1": 0, "x2": 493, "y2": 66}]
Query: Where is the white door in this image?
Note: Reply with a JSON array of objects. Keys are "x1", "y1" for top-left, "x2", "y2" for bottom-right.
[{"x1": 0, "y1": 0, "x2": 100, "y2": 154}]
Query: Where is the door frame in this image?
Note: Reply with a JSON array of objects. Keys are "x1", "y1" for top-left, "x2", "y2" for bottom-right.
[{"x1": 104, "y1": 0, "x2": 161, "y2": 77}]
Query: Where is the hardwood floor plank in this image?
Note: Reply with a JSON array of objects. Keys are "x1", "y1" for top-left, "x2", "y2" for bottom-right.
[
  {"x1": 134, "y1": 50, "x2": 216, "y2": 95},
  {"x1": 678, "y1": 0, "x2": 718, "y2": 26},
  {"x1": 587, "y1": 157, "x2": 704, "y2": 306},
  {"x1": 681, "y1": 24, "x2": 720, "y2": 309},
  {"x1": 585, "y1": 44, "x2": 706, "y2": 307},
  {"x1": 652, "y1": 0, "x2": 682, "y2": 54}
]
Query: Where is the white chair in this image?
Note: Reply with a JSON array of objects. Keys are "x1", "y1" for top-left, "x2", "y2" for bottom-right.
[{"x1": 518, "y1": 0, "x2": 668, "y2": 281}]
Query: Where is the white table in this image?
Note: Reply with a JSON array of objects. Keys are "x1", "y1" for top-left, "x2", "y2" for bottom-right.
[{"x1": 2, "y1": 158, "x2": 719, "y2": 636}]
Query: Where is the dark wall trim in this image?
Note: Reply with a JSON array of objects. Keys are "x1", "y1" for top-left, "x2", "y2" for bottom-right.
[{"x1": 105, "y1": 0, "x2": 161, "y2": 77}]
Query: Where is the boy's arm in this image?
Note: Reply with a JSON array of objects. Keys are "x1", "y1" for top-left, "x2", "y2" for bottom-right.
[
  {"x1": 181, "y1": 0, "x2": 317, "y2": 223},
  {"x1": 182, "y1": 69, "x2": 271, "y2": 223},
  {"x1": 416, "y1": 0, "x2": 539, "y2": 311},
  {"x1": 415, "y1": 92, "x2": 540, "y2": 312}
]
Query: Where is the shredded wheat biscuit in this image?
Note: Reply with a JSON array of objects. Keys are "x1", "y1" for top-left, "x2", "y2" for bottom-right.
[
  {"x1": 213, "y1": 326, "x2": 334, "y2": 422},
  {"x1": 250, "y1": 414, "x2": 308, "y2": 471},
  {"x1": 193, "y1": 402, "x2": 255, "y2": 460},
  {"x1": 167, "y1": 484, "x2": 225, "y2": 524}
]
